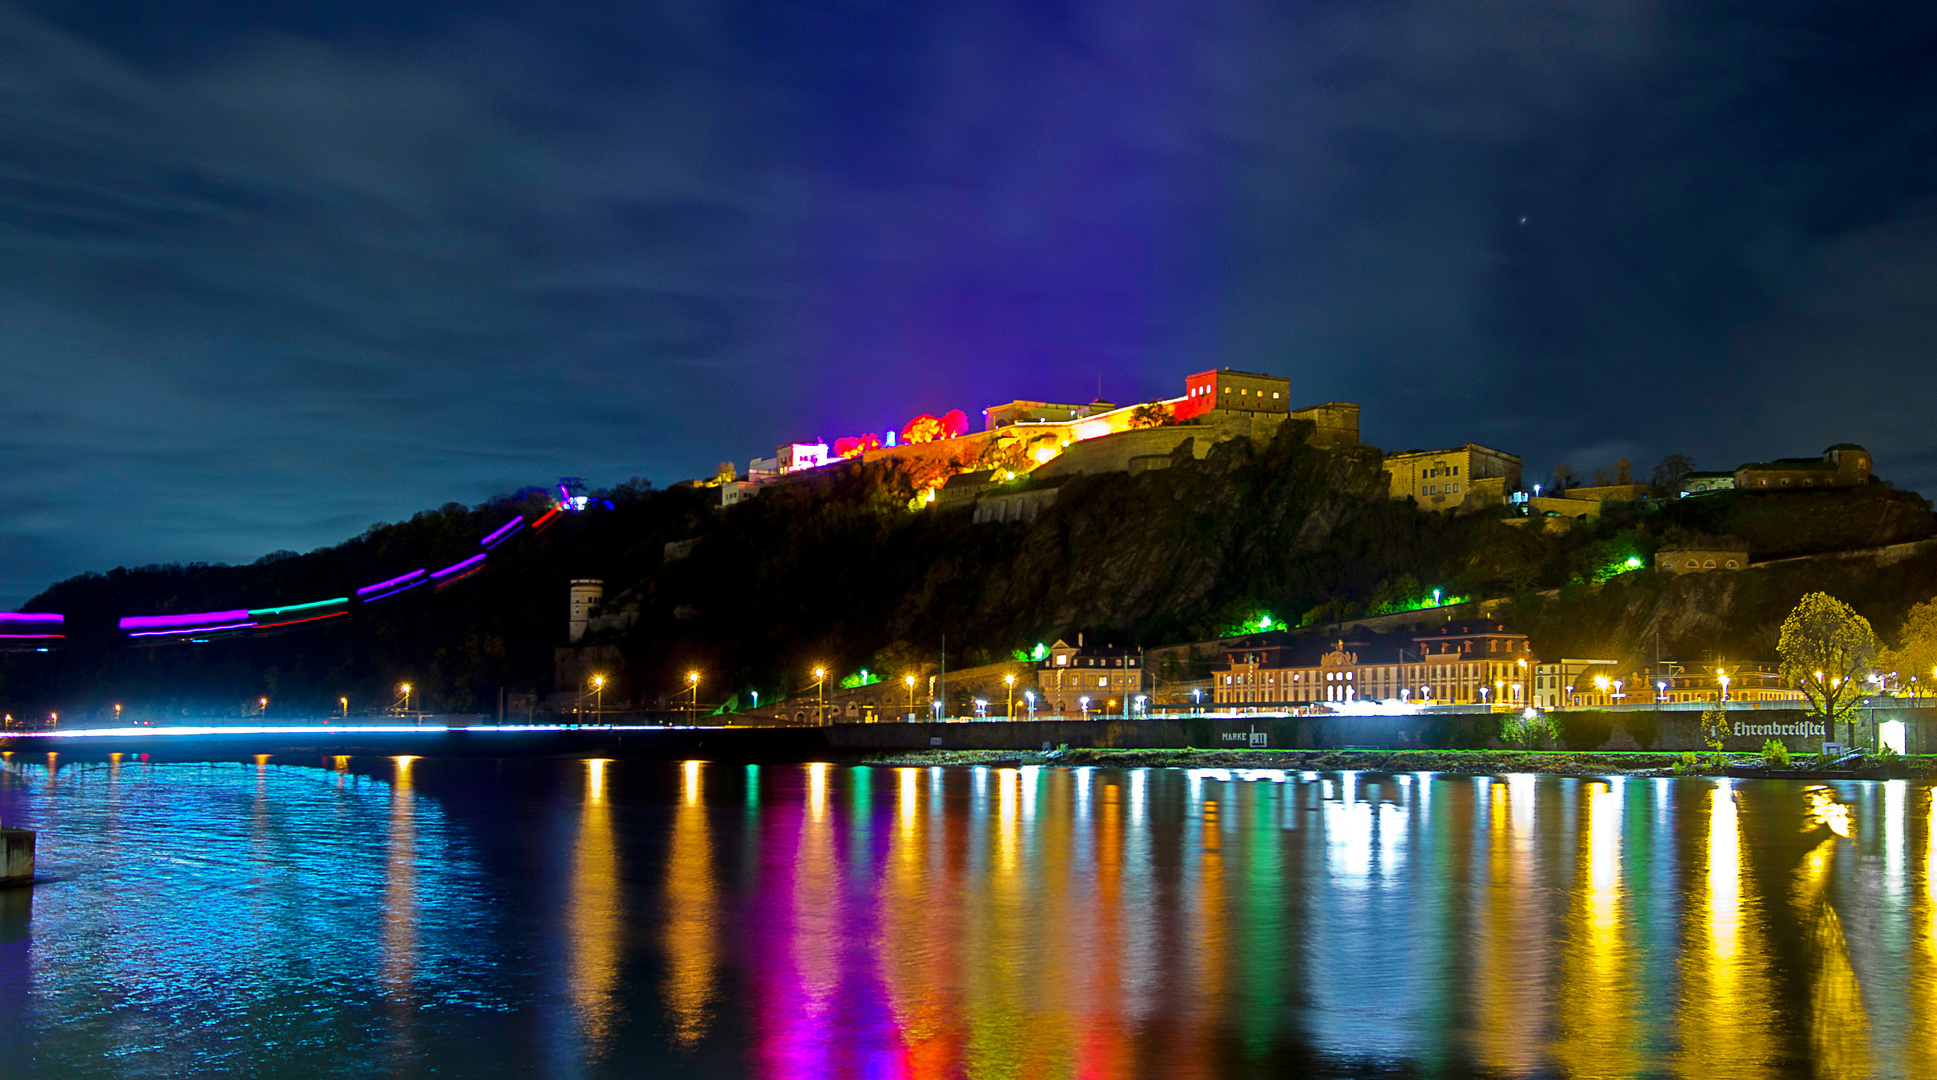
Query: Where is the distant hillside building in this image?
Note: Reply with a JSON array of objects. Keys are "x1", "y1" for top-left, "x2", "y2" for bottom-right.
[
  {"x1": 1384, "y1": 443, "x2": 1523, "y2": 511},
  {"x1": 1679, "y1": 471, "x2": 1736, "y2": 495},
  {"x1": 983, "y1": 400, "x2": 1102, "y2": 429},
  {"x1": 1656, "y1": 541, "x2": 1749, "y2": 574},
  {"x1": 1174, "y1": 368, "x2": 1291, "y2": 422},
  {"x1": 1734, "y1": 444, "x2": 1873, "y2": 490}
]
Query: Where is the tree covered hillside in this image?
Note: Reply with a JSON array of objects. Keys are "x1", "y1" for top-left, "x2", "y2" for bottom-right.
[{"x1": 5, "y1": 419, "x2": 1932, "y2": 718}]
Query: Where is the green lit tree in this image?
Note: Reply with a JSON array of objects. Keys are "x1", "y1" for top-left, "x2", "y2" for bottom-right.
[
  {"x1": 1882, "y1": 597, "x2": 1937, "y2": 702},
  {"x1": 1777, "y1": 592, "x2": 1878, "y2": 747}
]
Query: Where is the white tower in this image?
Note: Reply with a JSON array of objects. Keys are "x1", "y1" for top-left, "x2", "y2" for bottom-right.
[{"x1": 568, "y1": 579, "x2": 604, "y2": 643}]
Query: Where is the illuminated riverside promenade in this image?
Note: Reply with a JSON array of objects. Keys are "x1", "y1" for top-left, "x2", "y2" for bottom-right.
[
  {"x1": 3, "y1": 756, "x2": 1936, "y2": 1076},
  {"x1": 8, "y1": 704, "x2": 1930, "y2": 759}
]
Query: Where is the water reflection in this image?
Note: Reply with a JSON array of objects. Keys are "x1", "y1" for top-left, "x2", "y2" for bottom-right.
[
  {"x1": 662, "y1": 760, "x2": 717, "y2": 1048},
  {"x1": 564, "y1": 758, "x2": 623, "y2": 1063},
  {"x1": 1675, "y1": 780, "x2": 1779, "y2": 1077},
  {"x1": 11, "y1": 763, "x2": 1937, "y2": 1077}
]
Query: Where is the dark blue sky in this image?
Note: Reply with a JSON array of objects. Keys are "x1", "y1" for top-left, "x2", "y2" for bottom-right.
[{"x1": 4, "y1": 0, "x2": 1936, "y2": 605}]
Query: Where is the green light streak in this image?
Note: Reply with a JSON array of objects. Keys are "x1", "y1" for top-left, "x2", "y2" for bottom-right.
[{"x1": 247, "y1": 597, "x2": 349, "y2": 617}]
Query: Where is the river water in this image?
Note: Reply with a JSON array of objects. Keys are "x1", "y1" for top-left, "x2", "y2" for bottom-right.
[{"x1": 0, "y1": 756, "x2": 1933, "y2": 1078}]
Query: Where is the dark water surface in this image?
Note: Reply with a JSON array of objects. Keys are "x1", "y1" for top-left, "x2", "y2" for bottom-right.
[{"x1": 1, "y1": 756, "x2": 1933, "y2": 1078}]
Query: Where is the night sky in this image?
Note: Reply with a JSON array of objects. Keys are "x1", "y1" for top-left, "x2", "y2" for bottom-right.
[{"x1": 4, "y1": 0, "x2": 1936, "y2": 605}]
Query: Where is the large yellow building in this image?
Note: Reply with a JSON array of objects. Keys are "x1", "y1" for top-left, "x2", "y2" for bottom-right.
[
  {"x1": 1212, "y1": 622, "x2": 1536, "y2": 710},
  {"x1": 1384, "y1": 443, "x2": 1522, "y2": 511}
]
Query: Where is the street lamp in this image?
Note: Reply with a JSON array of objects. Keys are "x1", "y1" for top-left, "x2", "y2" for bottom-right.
[
  {"x1": 113, "y1": 703, "x2": 122, "y2": 725},
  {"x1": 592, "y1": 675, "x2": 605, "y2": 719},
  {"x1": 1480, "y1": 686, "x2": 1490, "y2": 707},
  {"x1": 813, "y1": 666, "x2": 827, "y2": 723},
  {"x1": 686, "y1": 671, "x2": 701, "y2": 717},
  {"x1": 1025, "y1": 690, "x2": 1036, "y2": 719},
  {"x1": 1134, "y1": 694, "x2": 1147, "y2": 717},
  {"x1": 1080, "y1": 695, "x2": 1090, "y2": 720},
  {"x1": 905, "y1": 674, "x2": 916, "y2": 718},
  {"x1": 259, "y1": 697, "x2": 268, "y2": 717},
  {"x1": 1005, "y1": 673, "x2": 1016, "y2": 719},
  {"x1": 340, "y1": 696, "x2": 348, "y2": 720},
  {"x1": 399, "y1": 683, "x2": 412, "y2": 716}
]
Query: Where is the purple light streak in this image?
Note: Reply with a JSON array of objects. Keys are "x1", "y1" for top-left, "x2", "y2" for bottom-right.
[
  {"x1": 0, "y1": 613, "x2": 63, "y2": 624},
  {"x1": 479, "y1": 518, "x2": 524, "y2": 547},
  {"x1": 120, "y1": 610, "x2": 249, "y2": 630},
  {"x1": 431, "y1": 554, "x2": 486, "y2": 579},
  {"x1": 356, "y1": 569, "x2": 425, "y2": 596},
  {"x1": 359, "y1": 580, "x2": 425, "y2": 603},
  {"x1": 128, "y1": 621, "x2": 256, "y2": 637}
]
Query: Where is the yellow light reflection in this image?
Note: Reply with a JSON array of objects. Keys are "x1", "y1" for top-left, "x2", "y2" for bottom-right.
[
  {"x1": 1675, "y1": 780, "x2": 1777, "y2": 1076},
  {"x1": 1551, "y1": 781, "x2": 1635, "y2": 1075},
  {"x1": 794, "y1": 762, "x2": 840, "y2": 1035},
  {"x1": 662, "y1": 760, "x2": 717, "y2": 1048},
  {"x1": 1793, "y1": 787, "x2": 1871, "y2": 1075},
  {"x1": 1471, "y1": 779, "x2": 1544, "y2": 1073},
  {"x1": 379, "y1": 755, "x2": 419, "y2": 1002},
  {"x1": 567, "y1": 759, "x2": 623, "y2": 1059},
  {"x1": 1914, "y1": 787, "x2": 1937, "y2": 1077}
]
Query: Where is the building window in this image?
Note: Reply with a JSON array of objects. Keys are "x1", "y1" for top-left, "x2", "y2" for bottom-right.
[{"x1": 1726, "y1": 559, "x2": 1739, "y2": 568}]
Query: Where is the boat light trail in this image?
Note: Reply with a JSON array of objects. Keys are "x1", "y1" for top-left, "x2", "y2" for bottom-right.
[
  {"x1": 359, "y1": 581, "x2": 425, "y2": 603},
  {"x1": 431, "y1": 554, "x2": 485, "y2": 579},
  {"x1": 248, "y1": 598, "x2": 348, "y2": 617},
  {"x1": 4, "y1": 723, "x2": 726, "y2": 739},
  {"x1": 253, "y1": 611, "x2": 348, "y2": 630},
  {"x1": 0, "y1": 613, "x2": 64, "y2": 639},
  {"x1": 120, "y1": 610, "x2": 249, "y2": 631},
  {"x1": 128, "y1": 621, "x2": 256, "y2": 637},
  {"x1": 479, "y1": 518, "x2": 524, "y2": 547},
  {"x1": 356, "y1": 570, "x2": 426, "y2": 597}
]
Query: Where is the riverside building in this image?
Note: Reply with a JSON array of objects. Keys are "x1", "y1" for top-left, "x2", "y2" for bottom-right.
[{"x1": 1210, "y1": 621, "x2": 1536, "y2": 711}]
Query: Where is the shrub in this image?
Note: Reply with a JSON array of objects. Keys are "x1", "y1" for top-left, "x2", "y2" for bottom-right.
[
  {"x1": 1555, "y1": 710, "x2": 1615, "y2": 751},
  {"x1": 1761, "y1": 738, "x2": 1791, "y2": 769},
  {"x1": 1879, "y1": 744, "x2": 1902, "y2": 762},
  {"x1": 1700, "y1": 710, "x2": 1729, "y2": 751},
  {"x1": 1500, "y1": 711, "x2": 1558, "y2": 751},
  {"x1": 1673, "y1": 752, "x2": 1702, "y2": 775}
]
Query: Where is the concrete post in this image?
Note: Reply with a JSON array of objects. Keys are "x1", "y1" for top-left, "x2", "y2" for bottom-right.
[{"x1": 1, "y1": 828, "x2": 34, "y2": 886}]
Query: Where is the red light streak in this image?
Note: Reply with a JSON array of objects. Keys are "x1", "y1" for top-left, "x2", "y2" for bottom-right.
[
  {"x1": 531, "y1": 506, "x2": 561, "y2": 531},
  {"x1": 253, "y1": 611, "x2": 349, "y2": 630}
]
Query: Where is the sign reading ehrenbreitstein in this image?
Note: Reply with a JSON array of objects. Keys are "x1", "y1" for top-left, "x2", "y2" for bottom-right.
[{"x1": 1733, "y1": 720, "x2": 1826, "y2": 738}]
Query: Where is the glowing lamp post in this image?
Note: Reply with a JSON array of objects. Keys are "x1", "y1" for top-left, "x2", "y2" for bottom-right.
[
  {"x1": 1025, "y1": 691, "x2": 1036, "y2": 719},
  {"x1": 1080, "y1": 696, "x2": 1091, "y2": 720},
  {"x1": 592, "y1": 675, "x2": 605, "y2": 719},
  {"x1": 339, "y1": 696, "x2": 348, "y2": 720},
  {"x1": 813, "y1": 667, "x2": 827, "y2": 724},
  {"x1": 398, "y1": 683, "x2": 413, "y2": 718},
  {"x1": 905, "y1": 675, "x2": 916, "y2": 719},
  {"x1": 1480, "y1": 686, "x2": 1490, "y2": 708},
  {"x1": 1005, "y1": 674, "x2": 1016, "y2": 719},
  {"x1": 1134, "y1": 694, "x2": 1147, "y2": 718},
  {"x1": 258, "y1": 697, "x2": 268, "y2": 717},
  {"x1": 113, "y1": 703, "x2": 122, "y2": 725},
  {"x1": 686, "y1": 671, "x2": 701, "y2": 718}
]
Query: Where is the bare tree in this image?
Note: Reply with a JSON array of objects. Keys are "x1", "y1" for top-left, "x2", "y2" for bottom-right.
[
  {"x1": 1550, "y1": 464, "x2": 1579, "y2": 491},
  {"x1": 1651, "y1": 453, "x2": 1695, "y2": 493}
]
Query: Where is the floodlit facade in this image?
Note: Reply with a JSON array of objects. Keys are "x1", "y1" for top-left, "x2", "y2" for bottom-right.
[
  {"x1": 1175, "y1": 368, "x2": 1291, "y2": 422},
  {"x1": 1384, "y1": 443, "x2": 1523, "y2": 511},
  {"x1": 1211, "y1": 622, "x2": 1536, "y2": 710},
  {"x1": 1038, "y1": 636, "x2": 1143, "y2": 714}
]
